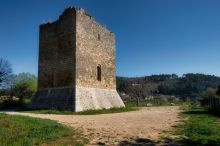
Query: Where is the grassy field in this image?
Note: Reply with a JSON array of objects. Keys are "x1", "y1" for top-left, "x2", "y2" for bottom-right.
[
  {"x1": 167, "y1": 105, "x2": 220, "y2": 146},
  {"x1": 22, "y1": 106, "x2": 137, "y2": 115},
  {"x1": 0, "y1": 113, "x2": 88, "y2": 146}
]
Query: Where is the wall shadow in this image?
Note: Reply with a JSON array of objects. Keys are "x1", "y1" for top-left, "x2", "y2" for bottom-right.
[
  {"x1": 116, "y1": 137, "x2": 220, "y2": 146},
  {"x1": 118, "y1": 138, "x2": 156, "y2": 146}
]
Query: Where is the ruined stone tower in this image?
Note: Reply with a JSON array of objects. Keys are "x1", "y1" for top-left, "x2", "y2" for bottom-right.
[{"x1": 29, "y1": 7, "x2": 125, "y2": 111}]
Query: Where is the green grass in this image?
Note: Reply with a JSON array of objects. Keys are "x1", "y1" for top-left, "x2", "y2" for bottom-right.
[
  {"x1": 0, "y1": 113, "x2": 88, "y2": 146},
  {"x1": 22, "y1": 107, "x2": 137, "y2": 115},
  {"x1": 172, "y1": 105, "x2": 220, "y2": 146}
]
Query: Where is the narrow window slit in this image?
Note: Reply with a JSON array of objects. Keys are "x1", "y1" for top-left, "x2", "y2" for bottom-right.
[
  {"x1": 97, "y1": 65, "x2": 101, "y2": 81},
  {"x1": 98, "y1": 34, "x2": 101, "y2": 41}
]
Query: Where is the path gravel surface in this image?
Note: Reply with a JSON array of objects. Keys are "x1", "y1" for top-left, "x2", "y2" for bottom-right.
[{"x1": 5, "y1": 106, "x2": 180, "y2": 146}]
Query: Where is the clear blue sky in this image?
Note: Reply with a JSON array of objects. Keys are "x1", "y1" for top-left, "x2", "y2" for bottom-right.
[{"x1": 0, "y1": 0, "x2": 220, "y2": 77}]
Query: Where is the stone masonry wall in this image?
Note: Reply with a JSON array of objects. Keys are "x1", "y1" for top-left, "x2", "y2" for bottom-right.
[
  {"x1": 38, "y1": 8, "x2": 116, "y2": 90},
  {"x1": 38, "y1": 8, "x2": 76, "y2": 89},
  {"x1": 76, "y1": 9, "x2": 116, "y2": 90}
]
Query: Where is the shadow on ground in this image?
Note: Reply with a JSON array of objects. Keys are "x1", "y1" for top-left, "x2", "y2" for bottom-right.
[
  {"x1": 181, "y1": 110, "x2": 209, "y2": 115},
  {"x1": 96, "y1": 138, "x2": 174, "y2": 146},
  {"x1": 96, "y1": 137, "x2": 220, "y2": 146},
  {"x1": 118, "y1": 138, "x2": 157, "y2": 146}
]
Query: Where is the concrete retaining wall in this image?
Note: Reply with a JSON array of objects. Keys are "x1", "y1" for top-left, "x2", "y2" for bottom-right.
[{"x1": 29, "y1": 87, "x2": 124, "y2": 112}]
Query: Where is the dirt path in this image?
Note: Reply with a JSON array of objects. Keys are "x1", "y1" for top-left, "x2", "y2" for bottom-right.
[{"x1": 5, "y1": 106, "x2": 180, "y2": 146}]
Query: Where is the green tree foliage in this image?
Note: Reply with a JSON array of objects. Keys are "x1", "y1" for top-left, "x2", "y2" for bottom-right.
[
  {"x1": 12, "y1": 73, "x2": 37, "y2": 103},
  {"x1": 201, "y1": 88, "x2": 218, "y2": 99},
  {"x1": 217, "y1": 85, "x2": 220, "y2": 96},
  {"x1": 116, "y1": 77, "x2": 132, "y2": 94},
  {"x1": 130, "y1": 85, "x2": 145, "y2": 106},
  {"x1": 117, "y1": 74, "x2": 220, "y2": 102}
]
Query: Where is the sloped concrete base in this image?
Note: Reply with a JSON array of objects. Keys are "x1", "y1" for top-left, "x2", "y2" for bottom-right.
[
  {"x1": 29, "y1": 87, "x2": 125, "y2": 112},
  {"x1": 75, "y1": 87, "x2": 125, "y2": 112},
  {"x1": 29, "y1": 87, "x2": 75, "y2": 110}
]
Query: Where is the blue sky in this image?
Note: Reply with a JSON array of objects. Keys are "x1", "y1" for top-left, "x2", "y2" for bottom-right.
[{"x1": 0, "y1": 0, "x2": 220, "y2": 77}]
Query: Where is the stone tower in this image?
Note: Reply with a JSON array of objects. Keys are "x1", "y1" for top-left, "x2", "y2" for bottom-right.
[{"x1": 29, "y1": 7, "x2": 125, "y2": 111}]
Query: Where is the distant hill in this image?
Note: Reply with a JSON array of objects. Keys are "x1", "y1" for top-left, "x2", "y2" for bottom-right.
[{"x1": 116, "y1": 73, "x2": 220, "y2": 102}]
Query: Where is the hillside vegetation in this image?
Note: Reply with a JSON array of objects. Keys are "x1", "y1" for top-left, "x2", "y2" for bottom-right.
[{"x1": 117, "y1": 74, "x2": 220, "y2": 103}]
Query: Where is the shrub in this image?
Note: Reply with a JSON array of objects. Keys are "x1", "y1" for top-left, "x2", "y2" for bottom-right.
[{"x1": 12, "y1": 73, "x2": 37, "y2": 103}]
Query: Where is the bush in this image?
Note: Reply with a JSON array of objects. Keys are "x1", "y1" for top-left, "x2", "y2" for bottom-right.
[
  {"x1": 0, "y1": 99, "x2": 28, "y2": 110},
  {"x1": 12, "y1": 73, "x2": 37, "y2": 103}
]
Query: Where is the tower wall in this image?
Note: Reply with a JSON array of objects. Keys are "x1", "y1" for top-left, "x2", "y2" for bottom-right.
[
  {"x1": 38, "y1": 8, "x2": 76, "y2": 89},
  {"x1": 75, "y1": 9, "x2": 116, "y2": 89}
]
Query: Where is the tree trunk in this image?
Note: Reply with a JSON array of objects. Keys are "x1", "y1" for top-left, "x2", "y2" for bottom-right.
[{"x1": 136, "y1": 97, "x2": 139, "y2": 107}]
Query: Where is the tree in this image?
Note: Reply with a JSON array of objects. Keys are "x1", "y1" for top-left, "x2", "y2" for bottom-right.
[
  {"x1": 201, "y1": 88, "x2": 218, "y2": 99},
  {"x1": 116, "y1": 77, "x2": 132, "y2": 94},
  {"x1": 0, "y1": 58, "x2": 12, "y2": 88},
  {"x1": 217, "y1": 85, "x2": 220, "y2": 96},
  {"x1": 130, "y1": 85, "x2": 144, "y2": 107},
  {"x1": 12, "y1": 73, "x2": 37, "y2": 103},
  {"x1": 200, "y1": 88, "x2": 219, "y2": 107},
  {"x1": 116, "y1": 73, "x2": 220, "y2": 103}
]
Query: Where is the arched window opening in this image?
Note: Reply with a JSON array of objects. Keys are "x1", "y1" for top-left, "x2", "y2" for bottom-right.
[{"x1": 97, "y1": 65, "x2": 101, "y2": 81}]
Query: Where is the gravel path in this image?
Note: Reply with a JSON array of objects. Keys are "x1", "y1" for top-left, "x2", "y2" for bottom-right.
[{"x1": 5, "y1": 106, "x2": 180, "y2": 146}]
